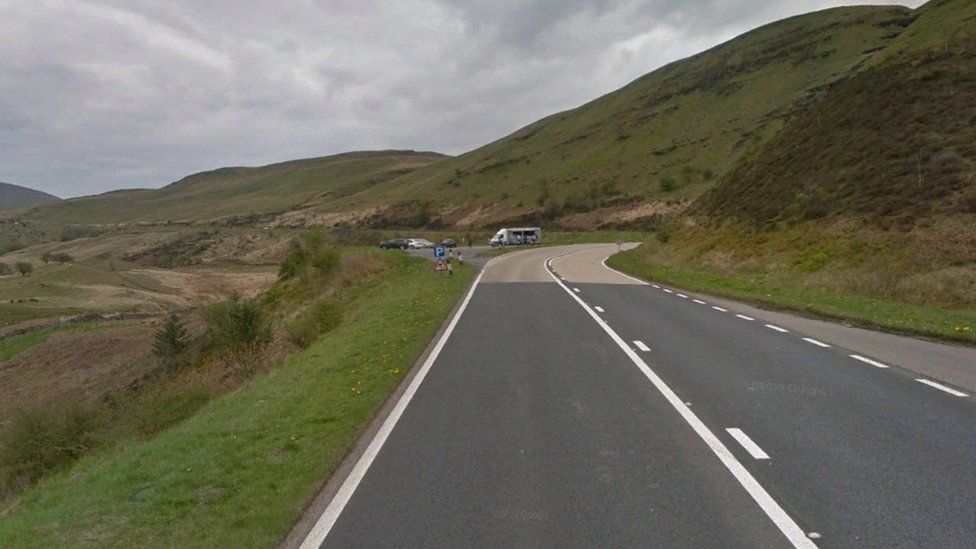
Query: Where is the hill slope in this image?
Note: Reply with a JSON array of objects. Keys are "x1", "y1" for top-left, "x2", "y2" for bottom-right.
[
  {"x1": 332, "y1": 5, "x2": 914, "y2": 228},
  {"x1": 0, "y1": 182, "x2": 59, "y2": 211},
  {"x1": 4, "y1": 151, "x2": 446, "y2": 226}
]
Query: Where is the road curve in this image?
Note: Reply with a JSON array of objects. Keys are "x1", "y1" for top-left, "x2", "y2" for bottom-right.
[{"x1": 296, "y1": 244, "x2": 976, "y2": 549}]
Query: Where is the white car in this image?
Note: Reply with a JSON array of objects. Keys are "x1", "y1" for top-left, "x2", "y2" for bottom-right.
[{"x1": 409, "y1": 238, "x2": 435, "y2": 249}]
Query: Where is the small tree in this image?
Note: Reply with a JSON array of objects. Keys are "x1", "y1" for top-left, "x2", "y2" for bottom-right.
[
  {"x1": 152, "y1": 313, "x2": 189, "y2": 367},
  {"x1": 0, "y1": 262, "x2": 11, "y2": 276},
  {"x1": 15, "y1": 261, "x2": 32, "y2": 277},
  {"x1": 40, "y1": 252, "x2": 52, "y2": 264},
  {"x1": 52, "y1": 253, "x2": 73, "y2": 264}
]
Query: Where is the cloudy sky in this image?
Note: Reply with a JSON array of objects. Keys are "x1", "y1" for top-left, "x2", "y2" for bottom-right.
[{"x1": 1, "y1": 0, "x2": 922, "y2": 198}]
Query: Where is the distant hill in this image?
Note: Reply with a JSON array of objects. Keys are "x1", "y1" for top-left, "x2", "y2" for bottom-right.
[
  {"x1": 6, "y1": 150, "x2": 446, "y2": 225},
  {"x1": 0, "y1": 182, "x2": 60, "y2": 211}
]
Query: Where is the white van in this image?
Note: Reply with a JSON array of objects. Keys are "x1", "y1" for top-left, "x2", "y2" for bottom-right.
[{"x1": 489, "y1": 227, "x2": 541, "y2": 247}]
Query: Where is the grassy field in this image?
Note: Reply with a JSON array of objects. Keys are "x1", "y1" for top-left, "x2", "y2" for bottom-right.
[
  {"x1": 0, "y1": 324, "x2": 110, "y2": 362},
  {"x1": 0, "y1": 252, "x2": 475, "y2": 547},
  {"x1": 609, "y1": 243, "x2": 976, "y2": 345}
]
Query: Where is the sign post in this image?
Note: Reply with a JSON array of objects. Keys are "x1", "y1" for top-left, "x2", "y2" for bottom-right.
[
  {"x1": 433, "y1": 258, "x2": 448, "y2": 272},
  {"x1": 433, "y1": 246, "x2": 446, "y2": 259}
]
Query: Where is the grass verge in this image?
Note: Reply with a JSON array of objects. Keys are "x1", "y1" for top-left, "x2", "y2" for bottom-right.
[
  {"x1": 0, "y1": 254, "x2": 475, "y2": 547},
  {"x1": 609, "y1": 246, "x2": 976, "y2": 345}
]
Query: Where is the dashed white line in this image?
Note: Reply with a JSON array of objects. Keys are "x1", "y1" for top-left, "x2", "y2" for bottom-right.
[
  {"x1": 850, "y1": 354, "x2": 889, "y2": 369},
  {"x1": 726, "y1": 428, "x2": 770, "y2": 460},
  {"x1": 735, "y1": 314, "x2": 755, "y2": 321},
  {"x1": 633, "y1": 340, "x2": 651, "y2": 352},
  {"x1": 693, "y1": 299, "x2": 707, "y2": 305},
  {"x1": 663, "y1": 288, "x2": 674, "y2": 293},
  {"x1": 802, "y1": 337, "x2": 831, "y2": 348},
  {"x1": 712, "y1": 306, "x2": 728, "y2": 312},
  {"x1": 916, "y1": 379, "x2": 969, "y2": 397},
  {"x1": 677, "y1": 293, "x2": 689, "y2": 299},
  {"x1": 594, "y1": 306, "x2": 605, "y2": 313},
  {"x1": 765, "y1": 324, "x2": 789, "y2": 333},
  {"x1": 549, "y1": 258, "x2": 816, "y2": 548},
  {"x1": 652, "y1": 284, "x2": 660, "y2": 288}
]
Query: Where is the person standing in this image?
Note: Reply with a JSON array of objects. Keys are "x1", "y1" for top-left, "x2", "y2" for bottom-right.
[
  {"x1": 446, "y1": 257, "x2": 453, "y2": 276},
  {"x1": 457, "y1": 250, "x2": 463, "y2": 265}
]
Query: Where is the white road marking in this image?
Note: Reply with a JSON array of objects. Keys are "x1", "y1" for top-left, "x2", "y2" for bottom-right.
[
  {"x1": 735, "y1": 314, "x2": 755, "y2": 321},
  {"x1": 850, "y1": 354, "x2": 889, "y2": 369},
  {"x1": 677, "y1": 293, "x2": 689, "y2": 298},
  {"x1": 600, "y1": 256, "x2": 649, "y2": 285},
  {"x1": 808, "y1": 533, "x2": 822, "y2": 540},
  {"x1": 916, "y1": 379, "x2": 969, "y2": 397},
  {"x1": 693, "y1": 299, "x2": 707, "y2": 305},
  {"x1": 765, "y1": 324, "x2": 789, "y2": 333},
  {"x1": 652, "y1": 284, "x2": 661, "y2": 288},
  {"x1": 726, "y1": 428, "x2": 771, "y2": 460},
  {"x1": 573, "y1": 287, "x2": 581, "y2": 293},
  {"x1": 633, "y1": 340, "x2": 651, "y2": 352},
  {"x1": 712, "y1": 306, "x2": 728, "y2": 312},
  {"x1": 663, "y1": 288, "x2": 674, "y2": 293},
  {"x1": 299, "y1": 262, "x2": 491, "y2": 548},
  {"x1": 595, "y1": 306, "x2": 605, "y2": 313},
  {"x1": 550, "y1": 256, "x2": 816, "y2": 549},
  {"x1": 802, "y1": 337, "x2": 831, "y2": 348}
]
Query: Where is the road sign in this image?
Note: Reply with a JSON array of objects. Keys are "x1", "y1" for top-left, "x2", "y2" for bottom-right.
[
  {"x1": 433, "y1": 259, "x2": 448, "y2": 272},
  {"x1": 433, "y1": 246, "x2": 446, "y2": 258}
]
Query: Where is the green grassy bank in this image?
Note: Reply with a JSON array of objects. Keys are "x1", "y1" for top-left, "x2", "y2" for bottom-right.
[{"x1": 0, "y1": 254, "x2": 475, "y2": 547}]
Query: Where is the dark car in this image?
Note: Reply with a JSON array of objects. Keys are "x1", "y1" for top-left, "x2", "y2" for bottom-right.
[
  {"x1": 441, "y1": 238, "x2": 457, "y2": 248},
  {"x1": 379, "y1": 238, "x2": 409, "y2": 250}
]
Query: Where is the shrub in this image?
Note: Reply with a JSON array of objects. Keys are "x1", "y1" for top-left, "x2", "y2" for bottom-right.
[
  {"x1": 0, "y1": 262, "x2": 11, "y2": 275},
  {"x1": 152, "y1": 314, "x2": 190, "y2": 368},
  {"x1": 277, "y1": 248, "x2": 306, "y2": 281},
  {"x1": 52, "y1": 252, "x2": 73, "y2": 264},
  {"x1": 0, "y1": 403, "x2": 101, "y2": 491},
  {"x1": 309, "y1": 248, "x2": 340, "y2": 275},
  {"x1": 15, "y1": 261, "x2": 32, "y2": 276},
  {"x1": 660, "y1": 178, "x2": 678, "y2": 192},
  {"x1": 204, "y1": 294, "x2": 272, "y2": 360},
  {"x1": 40, "y1": 252, "x2": 52, "y2": 264},
  {"x1": 286, "y1": 300, "x2": 344, "y2": 348}
]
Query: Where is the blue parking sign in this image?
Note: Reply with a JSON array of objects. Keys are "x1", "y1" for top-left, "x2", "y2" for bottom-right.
[{"x1": 433, "y1": 246, "x2": 446, "y2": 258}]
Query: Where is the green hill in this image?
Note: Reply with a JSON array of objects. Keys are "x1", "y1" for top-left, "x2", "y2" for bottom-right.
[
  {"x1": 0, "y1": 182, "x2": 60, "y2": 211},
  {"x1": 5, "y1": 151, "x2": 445, "y2": 226},
  {"x1": 330, "y1": 5, "x2": 914, "y2": 228}
]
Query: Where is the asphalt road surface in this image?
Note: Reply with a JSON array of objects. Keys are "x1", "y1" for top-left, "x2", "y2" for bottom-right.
[{"x1": 298, "y1": 244, "x2": 976, "y2": 548}]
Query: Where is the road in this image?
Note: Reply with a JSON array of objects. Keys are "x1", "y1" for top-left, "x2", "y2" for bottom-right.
[{"x1": 296, "y1": 244, "x2": 976, "y2": 548}]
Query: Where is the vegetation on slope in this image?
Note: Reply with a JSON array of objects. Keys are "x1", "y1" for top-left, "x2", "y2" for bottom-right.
[
  {"x1": 335, "y1": 6, "x2": 913, "y2": 227},
  {"x1": 0, "y1": 241, "x2": 474, "y2": 547}
]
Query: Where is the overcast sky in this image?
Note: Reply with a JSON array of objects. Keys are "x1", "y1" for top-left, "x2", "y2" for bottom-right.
[{"x1": 0, "y1": 0, "x2": 922, "y2": 198}]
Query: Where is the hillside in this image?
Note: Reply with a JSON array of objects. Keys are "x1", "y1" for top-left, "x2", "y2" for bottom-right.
[
  {"x1": 0, "y1": 182, "x2": 59, "y2": 211},
  {"x1": 3, "y1": 151, "x2": 445, "y2": 226},
  {"x1": 329, "y1": 5, "x2": 915, "y2": 228}
]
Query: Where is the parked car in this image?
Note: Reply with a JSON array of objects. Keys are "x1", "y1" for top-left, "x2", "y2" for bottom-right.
[
  {"x1": 441, "y1": 238, "x2": 457, "y2": 248},
  {"x1": 408, "y1": 238, "x2": 435, "y2": 249},
  {"x1": 379, "y1": 238, "x2": 409, "y2": 250}
]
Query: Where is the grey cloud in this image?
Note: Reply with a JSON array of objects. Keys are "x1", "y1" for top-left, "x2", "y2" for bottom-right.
[{"x1": 0, "y1": 0, "x2": 923, "y2": 198}]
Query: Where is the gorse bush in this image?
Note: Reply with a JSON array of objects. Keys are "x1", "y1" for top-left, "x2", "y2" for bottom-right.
[
  {"x1": 0, "y1": 403, "x2": 101, "y2": 492},
  {"x1": 204, "y1": 294, "x2": 272, "y2": 360},
  {"x1": 286, "y1": 300, "x2": 344, "y2": 348}
]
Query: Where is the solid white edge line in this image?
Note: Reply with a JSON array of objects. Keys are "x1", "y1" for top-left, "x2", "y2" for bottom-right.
[
  {"x1": 802, "y1": 337, "x2": 831, "y2": 348},
  {"x1": 726, "y1": 428, "x2": 771, "y2": 460},
  {"x1": 633, "y1": 340, "x2": 651, "y2": 352},
  {"x1": 548, "y1": 255, "x2": 816, "y2": 549},
  {"x1": 601, "y1": 256, "x2": 650, "y2": 286},
  {"x1": 849, "y1": 354, "x2": 890, "y2": 369},
  {"x1": 712, "y1": 306, "x2": 728, "y2": 312},
  {"x1": 595, "y1": 306, "x2": 605, "y2": 313},
  {"x1": 299, "y1": 262, "x2": 491, "y2": 548},
  {"x1": 765, "y1": 324, "x2": 789, "y2": 333},
  {"x1": 736, "y1": 314, "x2": 755, "y2": 321},
  {"x1": 916, "y1": 378, "x2": 969, "y2": 397}
]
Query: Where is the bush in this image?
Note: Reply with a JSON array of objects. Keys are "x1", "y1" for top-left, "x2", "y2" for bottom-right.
[
  {"x1": 0, "y1": 403, "x2": 101, "y2": 491},
  {"x1": 286, "y1": 300, "x2": 344, "y2": 348},
  {"x1": 310, "y1": 248, "x2": 340, "y2": 275},
  {"x1": 660, "y1": 178, "x2": 678, "y2": 192},
  {"x1": 52, "y1": 252, "x2": 73, "y2": 264},
  {"x1": 0, "y1": 262, "x2": 11, "y2": 275},
  {"x1": 204, "y1": 294, "x2": 272, "y2": 360},
  {"x1": 15, "y1": 261, "x2": 32, "y2": 276},
  {"x1": 277, "y1": 248, "x2": 305, "y2": 281}
]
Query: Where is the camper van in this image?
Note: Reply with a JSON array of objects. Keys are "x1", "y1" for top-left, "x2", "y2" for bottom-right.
[{"x1": 489, "y1": 227, "x2": 541, "y2": 248}]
